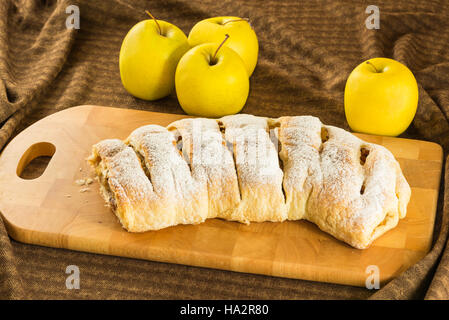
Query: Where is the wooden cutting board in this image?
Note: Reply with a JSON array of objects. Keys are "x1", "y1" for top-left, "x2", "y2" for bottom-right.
[{"x1": 0, "y1": 105, "x2": 443, "y2": 287}]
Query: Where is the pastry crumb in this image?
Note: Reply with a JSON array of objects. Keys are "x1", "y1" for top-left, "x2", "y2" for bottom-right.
[
  {"x1": 75, "y1": 179, "x2": 86, "y2": 186},
  {"x1": 65, "y1": 194, "x2": 72, "y2": 198},
  {"x1": 75, "y1": 177, "x2": 94, "y2": 187},
  {"x1": 79, "y1": 188, "x2": 90, "y2": 193}
]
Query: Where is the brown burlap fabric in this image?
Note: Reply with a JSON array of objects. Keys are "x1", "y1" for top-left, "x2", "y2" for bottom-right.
[{"x1": 0, "y1": 0, "x2": 448, "y2": 300}]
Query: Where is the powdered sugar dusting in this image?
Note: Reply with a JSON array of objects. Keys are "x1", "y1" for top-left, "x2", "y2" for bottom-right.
[
  {"x1": 168, "y1": 118, "x2": 240, "y2": 218},
  {"x1": 127, "y1": 125, "x2": 199, "y2": 202},
  {"x1": 277, "y1": 116, "x2": 323, "y2": 219},
  {"x1": 220, "y1": 114, "x2": 284, "y2": 187},
  {"x1": 312, "y1": 125, "x2": 404, "y2": 245},
  {"x1": 92, "y1": 139, "x2": 155, "y2": 204}
]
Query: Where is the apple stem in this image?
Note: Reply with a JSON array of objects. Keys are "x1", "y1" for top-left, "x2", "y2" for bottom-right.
[
  {"x1": 211, "y1": 34, "x2": 230, "y2": 65},
  {"x1": 222, "y1": 18, "x2": 250, "y2": 25},
  {"x1": 145, "y1": 10, "x2": 162, "y2": 35},
  {"x1": 366, "y1": 61, "x2": 380, "y2": 73}
]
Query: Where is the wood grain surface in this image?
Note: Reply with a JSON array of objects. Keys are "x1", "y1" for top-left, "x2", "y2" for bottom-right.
[{"x1": 0, "y1": 105, "x2": 443, "y2": 287}]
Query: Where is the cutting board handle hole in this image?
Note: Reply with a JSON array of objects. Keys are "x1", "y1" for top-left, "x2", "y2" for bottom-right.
[{"x1": 16, "y1": 142, "x2": 56, "y2": 180}]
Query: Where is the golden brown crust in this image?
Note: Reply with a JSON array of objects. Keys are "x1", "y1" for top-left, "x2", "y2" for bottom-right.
[{"x1": 88, "y1": 114, "x2": 411, "y2": 249}]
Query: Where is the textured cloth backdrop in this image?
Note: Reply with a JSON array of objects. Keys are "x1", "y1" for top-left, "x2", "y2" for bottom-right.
[{"x1": 0, "y1": 0, "x2": 449, "y2": 299}]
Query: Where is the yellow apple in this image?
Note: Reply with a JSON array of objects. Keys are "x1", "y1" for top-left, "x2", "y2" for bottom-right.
[
  {"x1": 344, "y1": 58, "x2": 418, "y2": 136},
  {"x1": 119, "y1": 16, "x2": 190, "y2": 100},
  {"x1": 188, "y1": 16, "x2": 258, "y2": 76},
  {"x1": 175, "y1": 39, "x2": 249, "y2": 117}
]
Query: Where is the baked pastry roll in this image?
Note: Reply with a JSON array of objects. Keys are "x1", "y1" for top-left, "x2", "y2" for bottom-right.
[{"x1": 88, "y1": 114, "x2": 411, "y2": 249}]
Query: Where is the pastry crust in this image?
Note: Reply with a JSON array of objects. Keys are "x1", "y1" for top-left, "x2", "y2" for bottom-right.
[
  {"x1": 167, "y1": 118, "x2": 241, "y2": 221},
  {"x1": 275, "y1": 116, "x2": 322, "y2": 221},
  {"x1": 305, "y1": 125, "x2": 409, "y2": 248},
  {"x1": 219, "y1": 114, "x2": 287, "y2": 223},
  {"x1": 88, "y1": 115, "x2": 411, "y2": 249},
  {"x1": 125, "y1": 125, "x2": 208, "y2": 226},
  {"x1": 88, "y1": 139, "x2": 168, "y2": 231}
]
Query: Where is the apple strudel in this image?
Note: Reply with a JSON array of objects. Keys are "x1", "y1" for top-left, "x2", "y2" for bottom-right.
[{"x1": 88, "y1": 114, "x2": 411, "y2": 249}]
